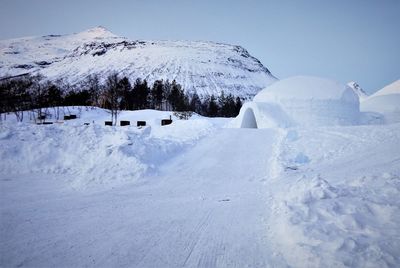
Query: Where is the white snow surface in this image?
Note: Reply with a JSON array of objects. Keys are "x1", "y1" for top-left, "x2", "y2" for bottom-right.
[
  {"x1": 369, "y1": 79, "x2": 400, "y2": 97},
  {"x1": 361, "y1": 79, "x2": 400, "y2": 123},
  {"x1": 254, "y1": 76, "x2": 358, "y2": 102},
  {"x1": 0, "y1": 27, "x2": 277, "y2": 99},
  {"x1": 1, "y1": 108, "x2": 400, "y2": 267}
]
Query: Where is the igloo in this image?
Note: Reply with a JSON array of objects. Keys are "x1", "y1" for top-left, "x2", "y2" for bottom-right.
[{"x1": 232, "y1": 76, "x2": 360, "y2": 128}]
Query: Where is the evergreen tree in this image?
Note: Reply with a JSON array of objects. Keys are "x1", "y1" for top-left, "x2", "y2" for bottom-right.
[
  {"x1": 220, "y1": 93, "x2": 236, "y2": 117},
  {"x1": 150, "y1": 79, "x2": 164, "y2": 110},
  {"x1": 235, "y1": 96, "x2": 243, "y2": 115},
  {"x1": 118, "y1": 76, "x2": 132, "y2": 110},
  {"x1": 163, "y1": 79, "x2": 171, "y2": 111},
  {"x1": 207, "y1": 94, "x2": 219, "y2": 117},
  {"x1": 168, "y1": 80, "x2": 186, "y2": 111},
  {"x1": 132, "y1": 78, "x2": 149, "y2": 109},
  {"x1": 189, "y1": 92, "x2": 202, "y2": 114}
]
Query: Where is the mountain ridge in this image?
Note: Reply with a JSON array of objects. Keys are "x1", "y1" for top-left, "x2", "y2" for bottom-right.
[{"x1": 0, "y1": 27, "x2": 277, "y2": 99}]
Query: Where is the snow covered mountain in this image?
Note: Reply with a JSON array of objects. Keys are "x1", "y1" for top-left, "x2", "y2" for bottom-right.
[
  {"x1": 347, "y1": 81, "x2": 368, "y2": 101},
  {"x1": 0, "y1": 26, "x2": 277, "y2": 99}
]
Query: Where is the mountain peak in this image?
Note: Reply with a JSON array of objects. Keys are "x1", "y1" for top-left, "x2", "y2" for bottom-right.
[{"x1": 78, "y1": 26, "x2": 118, "y2": 39}]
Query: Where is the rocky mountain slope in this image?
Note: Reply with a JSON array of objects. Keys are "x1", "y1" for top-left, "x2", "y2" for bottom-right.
[{"x1": 0, "y1": 26, "x2": 277, "y2": 99}]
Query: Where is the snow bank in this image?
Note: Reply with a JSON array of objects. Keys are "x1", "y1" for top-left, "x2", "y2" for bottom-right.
[
  {"x1": 361, "y1": 80, "x2": 400, "y2": 123},
  {"x1": 0, "y1": 109, "x2": 215, "y2": 189}
]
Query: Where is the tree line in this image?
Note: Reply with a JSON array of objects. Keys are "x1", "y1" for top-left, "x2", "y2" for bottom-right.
[{"x1": 0, "y1": 73, "x2": 243, "y2": 123}]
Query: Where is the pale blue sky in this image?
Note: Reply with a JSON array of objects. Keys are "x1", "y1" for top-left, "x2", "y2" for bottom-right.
[{"x1": 1, "y1": 0, "x2": 399, "y2": 93}]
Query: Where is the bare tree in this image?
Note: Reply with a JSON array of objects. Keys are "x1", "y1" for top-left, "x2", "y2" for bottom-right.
[{"x1": 101, "y1": 73, "x2": 123, "y2": 125}]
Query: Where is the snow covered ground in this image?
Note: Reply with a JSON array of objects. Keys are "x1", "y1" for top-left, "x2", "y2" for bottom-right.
[{"x1": 1, "y1": 107, "x2": 399, "y2": 267}]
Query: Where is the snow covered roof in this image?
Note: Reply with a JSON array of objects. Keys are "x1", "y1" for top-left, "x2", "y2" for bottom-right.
[{"x1": 254, "y1": 76, "x2": 358, "y2": 103}]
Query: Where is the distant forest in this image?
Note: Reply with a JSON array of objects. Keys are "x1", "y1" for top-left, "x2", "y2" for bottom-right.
[{"x1": 0, "y1": 73, "x2": 243, "y2": 122}]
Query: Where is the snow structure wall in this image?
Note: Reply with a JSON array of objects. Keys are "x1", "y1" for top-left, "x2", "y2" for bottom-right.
[
  {"x1": 232, "y1": 76, "x2": 360, "y2": 128},
  {"x1": 0, "y1": 27, "x2": 277, "y2": 100},
  {"x1": 347, "y1": 81, "x2": 368, "y2": 101},
  {"x1": 361, "y1": 79, "x2": 400, "y2": 124}
]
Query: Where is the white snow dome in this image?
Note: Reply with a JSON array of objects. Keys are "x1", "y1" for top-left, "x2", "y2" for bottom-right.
[
  {"x1": 232, "y1": 76, "x2": 360, "y2": 128},
  {"x1": 361, "y1": 79, "x2": 400, "y2": 123}
]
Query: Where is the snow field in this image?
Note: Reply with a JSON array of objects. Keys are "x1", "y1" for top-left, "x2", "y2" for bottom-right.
[
  {"x1": 267, "y1": 123, "x2": 400, "y2": 267},
  {"x1": 1, "y1": 107, "x2": 400, "y2": 267}
]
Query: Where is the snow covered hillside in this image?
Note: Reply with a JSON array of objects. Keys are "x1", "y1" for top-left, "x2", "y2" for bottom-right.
[
  {"x1": 1, "y1": 107, "x2": 399, "y2": 267},
  {"x1": 0, "y1": 27, "x2": 277, "y2": 99}
]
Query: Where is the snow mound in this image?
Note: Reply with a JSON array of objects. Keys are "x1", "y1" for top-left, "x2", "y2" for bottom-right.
[
  {"x1": 0, "y1": 109, "x2": 215, "y2": 189},
  {"x1": 232, "y1": 76, "x2": 360, "y2": 128},
  {"x1": 361, "y1": 80, "x2": 400, "y2": 123}
]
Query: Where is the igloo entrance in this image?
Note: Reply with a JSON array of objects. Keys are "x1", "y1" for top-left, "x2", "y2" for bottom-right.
[{"x1": 240, "y1": 108, "x2": 258, "y2": 128}]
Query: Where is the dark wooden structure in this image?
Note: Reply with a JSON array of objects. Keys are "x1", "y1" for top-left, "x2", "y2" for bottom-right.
[
  {"x1": 105, "y1": 121, "x2": 112, "y2": 126},
  {"x1": 120, "y1": 120, "x2": 130, "y2": 126},
  {"x1": 137, "y1": 121, "x2": 146, "y2": 127},
  {"x1": 161, "y1": 119, "x2": 173, "y2": 126},
  {"x1": 64, "y1": 114, "x2": 77, "y2": 120}
]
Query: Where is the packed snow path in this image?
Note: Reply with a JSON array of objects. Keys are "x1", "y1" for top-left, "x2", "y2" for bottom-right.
[{"x1": 1, "y1": 128, "x2": 282, "y2": 267}]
